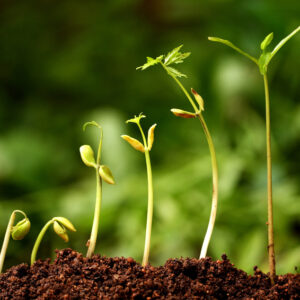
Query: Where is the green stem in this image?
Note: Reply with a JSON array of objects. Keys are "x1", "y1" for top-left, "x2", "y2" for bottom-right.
[
  {"x1": 198, "y1": 114, "x2": 218, "y2": 259},
  {"x1": 0, "y1": 210, "x2": 27, "y2": 273},
  {"x1": 162, "y1": 64, "x2": 218, "y2": 258},
  {"x1": 263, "y1": 73, "x2": 276, "y2": 284},
  {"x1": 31, "y1": 219, "x2": 54, "y2": 265},
  {"x1": 160, "y1": 62, "x2": 199, "y2": 112},
  {"x1": 86, "y1": 127, "x2": 103, "y2": 258},
  {"x1": 137, "y1": 123, "x2": 154, "y2": 266}
]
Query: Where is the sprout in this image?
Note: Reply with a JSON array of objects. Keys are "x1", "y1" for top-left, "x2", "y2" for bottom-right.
[
  {"x1": 208, "y1": 26, "x2": 300, "y2": 284},
  {"x1": 80, "y1": 121, "x2": 116, "y2": 258},
  {"x1": 0, "y1": 210, "x2": 30, "y2": 273},
  {"x1": 121, "y1": 114, "x2": 157, "y2": 266},
  {"x1": 137, "y1": 46, "x2": 219, "y2": 261},
  {"x1": 31, "y1": 217, "x2": 76, "y2": 265}
]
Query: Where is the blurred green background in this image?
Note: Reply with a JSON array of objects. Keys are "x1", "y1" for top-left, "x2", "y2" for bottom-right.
[{"x1": 0, "y1": 0, "x2": 299, "y2": 275}]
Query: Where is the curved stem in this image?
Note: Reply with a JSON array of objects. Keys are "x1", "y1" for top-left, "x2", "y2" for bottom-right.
[
  {"x1": 31, "y1": 219, "x2": 54, "y2": 265},
  {"x1": 198, "y1": 114, "x2": 218, "y2": 259},
  {"x1": 0, "y1": 210, "x2": 28, "y2": 273},
  {"x1": 86, "y1": 127, "x2": 103, "y2": 258},
  {"x1": 263, "y1": 74, "x2": 276, "y2": 284},
  {"x1": 162, "y1": 65, "x2": 218, "y2": 258}
]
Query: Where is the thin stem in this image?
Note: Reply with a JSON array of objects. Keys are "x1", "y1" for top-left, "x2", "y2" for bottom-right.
[
  {"x1": 0, "y1": 212, "x2": 16, "y2": 273},
  {"x1": 86, "y1": 128, "x2": 103, "y2": 258},
  {"x1": 0, "y1": 210, "x2": 27, "y2": 273},
  {"x1": 198, "y1": 114, "x2": 218, "y2": 259},
  {"x1": 142, "y1": 150, "x2": 153, "y2": 266},
  {"x1": 271, "y1": 26, "x2": 300, "y2": 60},
  {"x1": 137, "y1": 123, "x2": 154, "y2": 266},
  {"x1": 160, "y1": 62, "x2": 199, "y2": 112},
  {"x1": 31, "y1": 219, "x2": 54, "y2": 265},
  {"x1": 263, "y1": 74, "x2": 276, "y2": 284},
  {"x1": 208, "y1": 37, "x2": 258, "y2": 65},
  {"x1": 162, "y1": 65, "x2": 218, "y2": 258}
]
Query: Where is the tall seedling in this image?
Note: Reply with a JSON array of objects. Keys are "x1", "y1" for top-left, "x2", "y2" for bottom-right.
[
  {"x1": 121, "y1": 114, "x2": 156, "y2": 266},
  {"x1": 137, "y1": 46, "x2": 218, "y2": 259},
  {"x1": 80, "y1": 121, "x2": 115, "y2": 258},
  {"x1": 208, "y1": 26, "x2": 300, "y2": 283}
]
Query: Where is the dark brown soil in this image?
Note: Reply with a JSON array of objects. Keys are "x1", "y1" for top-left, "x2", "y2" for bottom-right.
[{"x1": 0, "y1": 249, "x2": 299, "y2": 299}]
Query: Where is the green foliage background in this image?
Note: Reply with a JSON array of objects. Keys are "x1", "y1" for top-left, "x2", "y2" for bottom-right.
[{"x1": 0, "y1": 0, "x2": 299, "y2": 274}]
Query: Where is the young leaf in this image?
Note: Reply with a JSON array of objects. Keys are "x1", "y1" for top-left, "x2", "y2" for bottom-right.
[
  {"x1": 121, "y1": 135, "x2": 145, "y2": 153},
  {"x1": 164, "y1": 45, "x2": 191, "y2": 66},
  {"x1": 54, "y1": 217, "x2": 76, "y2": 232},
  {"x1": 166, "y1": 66, "x2": 187, "y2": 78},
  {"x1": 191, "y1": 88, "x2": 205, "y2": 111},
  {"x1": 208, "y1": 36, "x2": 258, "y2": 65},
  {"x1": 147, "y1": 124, "x2": 157, "y2": 151},
  {"x1": 258, "y1": 52, "x2": 272, "y2": 75},
  {"x1": 11, "y1": 218, "x2": 31, "y2": 240},
  {"x1": 80, "y1": 145, "x2": 96, "y2": 168},
  {"x1": 136, "y1": 55, "x2": 163, "y2": 71},
  {"x1": 53, "y1": 221, "x2": 69, "y2": 242},
  {"x1": 99, "y1": 165, "x2": 115, "y2": 185},
  {"x1": 126, "y1": 113, "x2": 146, "y2": 125},
  {"x1": 261, "y1": 32, "x2": 274, "y2": 51},
  {"x1": 171, "y1": 108, "x2": 197, "y2": 119}
]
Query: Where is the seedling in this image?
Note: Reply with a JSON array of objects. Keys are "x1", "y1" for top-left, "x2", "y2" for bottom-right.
[
  {"x1": 137, "y1": 46, "x2": 218, "y2": 259},
  {"x1": 80, "y1": 121, "x2": 115, "y2": 258},
  {"x1": 208, "y1": 26, "x2": 300, "y2": 284},
  {"x1": 31, "y1": 216, "x2": 76, "y2": 265},
  {"x1": 121, "y1": 114, "x2": 156, "y2": 266},
  {"x1": 0, "y1": 210, "x2": 30, "y2": 273}
]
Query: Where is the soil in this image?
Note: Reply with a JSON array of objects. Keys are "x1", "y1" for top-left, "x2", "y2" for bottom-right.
[{"x1": 0, "y1": 249, "x2": 299, "y2": 299}]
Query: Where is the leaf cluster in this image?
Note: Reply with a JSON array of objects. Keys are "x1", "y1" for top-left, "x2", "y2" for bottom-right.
[{"x1": 137, "y1": 45, "x2": 190, "y2": 78}]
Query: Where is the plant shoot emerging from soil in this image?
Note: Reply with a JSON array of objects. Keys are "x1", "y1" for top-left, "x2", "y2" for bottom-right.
[
  {"x1": 121, "y1": 114, "x2": 157, "y2": 266},
  {"x1": 80, "y1": 121, "x2": 115, "y2": 258},
  {"x1": 137, "y1": 46, "x2": 218, "y2": 259},
  {"x1": 31, "y1": 217, "x2": 76, "y2": 265},
  {"x1": 208, "y1": 26, "x2": 300, "y2": 284},
  {"x1": 0, "y1": 210, "x2": 30, "y2": 273}
]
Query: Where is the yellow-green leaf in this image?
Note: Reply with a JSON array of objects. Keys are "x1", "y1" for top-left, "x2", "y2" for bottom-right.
[
  {"x1": 99, "y1": 165, "x2": 115, "y2": 184},
  {"x1": 54, "y1": 217, "x2": 76, "y2": 232},
  {"x1": 80, "y1": 145, "x2": 96, "y2": 168},
  {"x1": 147, "y1": 124, "x2": 157, "y2": 151},
  {"x1": 171, "y1": 108, "x2": 196, "y2": 119},
  {"x1": 53, "y1": 221, "x2": 69, "y2": 242},
  {"x1": 191, "y1": 88, "x2": 204, "y2": 111},
  {"x1": 11, "y1": 218, "x2": 31, "y2": 240},
  {"x1": 121, "y1": 135, "x2": 145, "y2": 153}
]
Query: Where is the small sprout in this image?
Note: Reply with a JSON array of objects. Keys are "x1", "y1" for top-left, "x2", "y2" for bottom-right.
[
  {"x1": 31, "y1": 217, "x2": 76, "y2": 265},
  {"x1": 54, "y1": 217, "x2": 77, "y2": 232},
  {"x1": 53, "y1": 221, "x2": 69, "y2": 242},
  {"x1": 209, "y1": 26, "x2": 300, "y2": 284},
  {"x1": 11, "y1": 218, "x2": 31, "y2": 240},
  {"x1": 191, "y1": 88, "x2": 205, "y2": 112},
  {"x1": 171, "y1": 108, "x2": 197, "y2": 119},
  {"x1": 0, "y1": 210, "x2": 30, "y2": 273},
  {"x1": 80, "y1": 121, "x2": 115, "y2": 258},
  {"x1": 122, "y1": 114, "x2": 157, "y2": 266},
  {"x1": 137, "y1": 46, "x2": 219, "y2": 261},
  {"x1": 147, "y1": 124, "x2": 157, "y2": 151},
  {"x1": 80, "y1": 145, "x2": 96, "y2": 168},
  {"x1": 121, "y1": 135, "x2": 145, "y2": 153},
  {"x1": 99, "y1": 165, "x2": 115, "y2": 185},
  {"x1": 261, "y1": 32, "x2": 274, "y2": 50}
]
